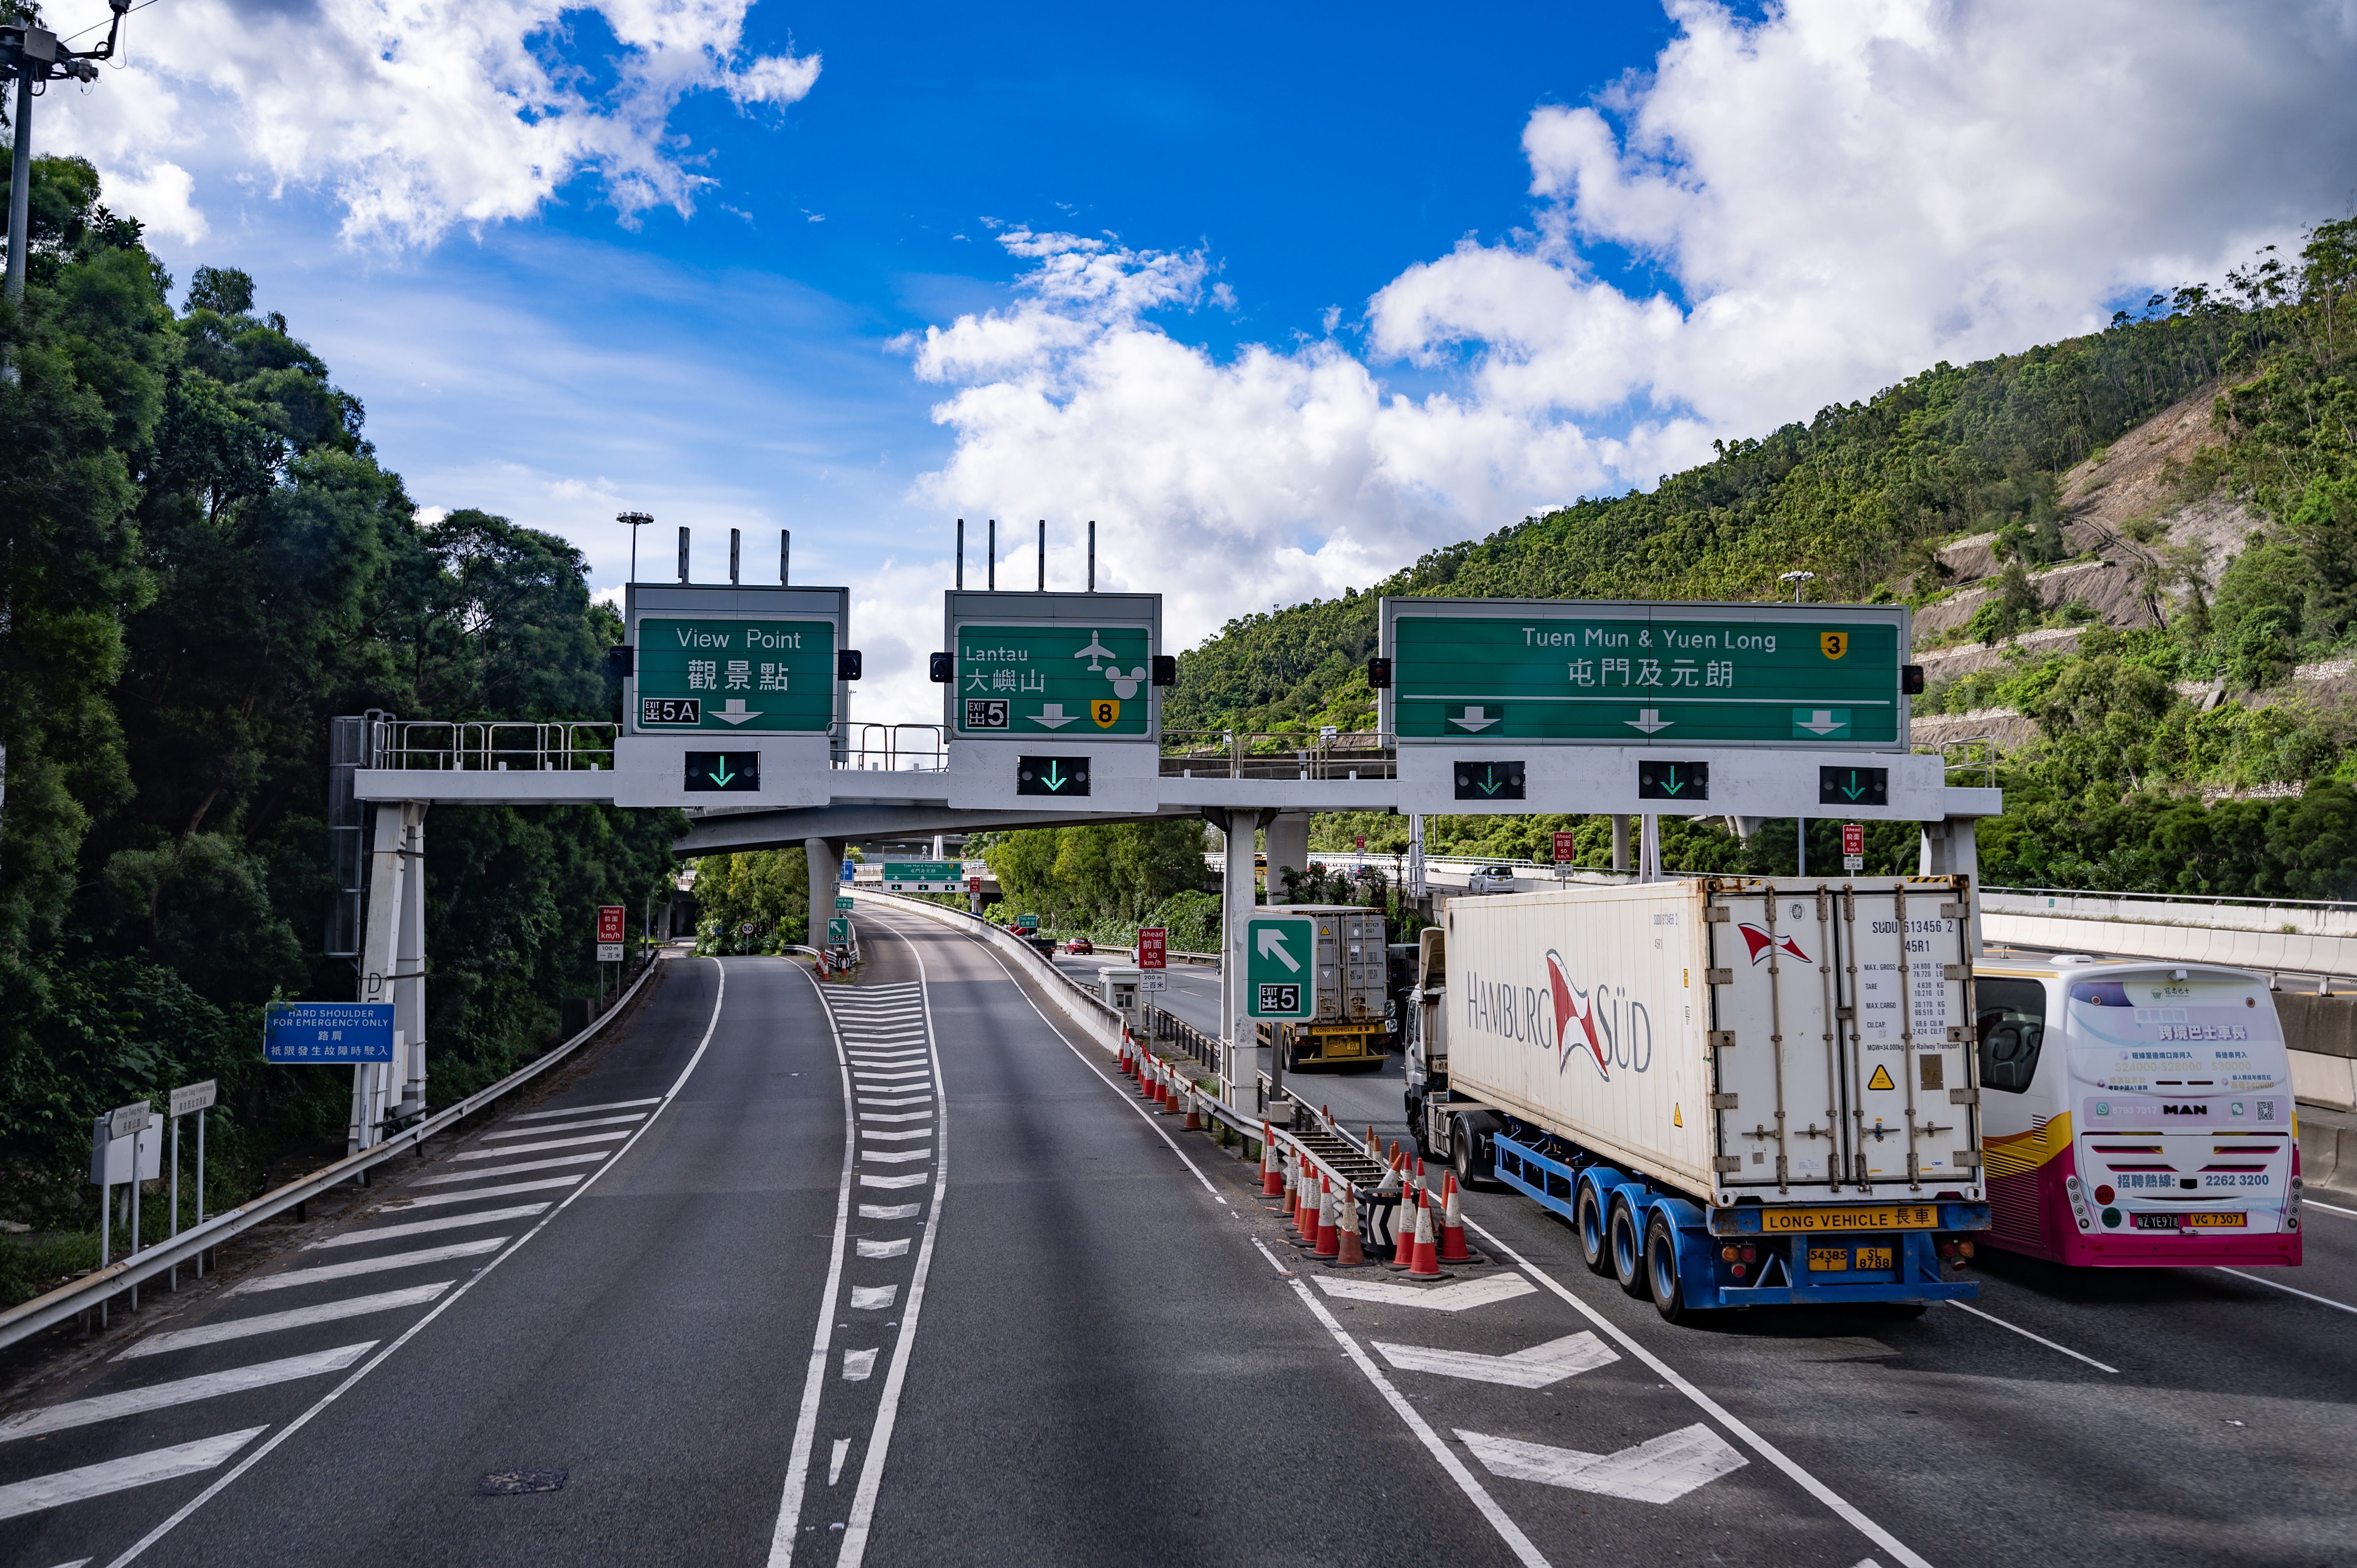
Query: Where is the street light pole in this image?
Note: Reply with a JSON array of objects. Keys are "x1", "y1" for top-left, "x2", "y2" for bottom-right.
[
  {"x1": 618, "y1": 511, "x2": 652, "y2": 584},
  {"x1": 4, "y1": 0, "x2": 133, "y2": 384},
  {"x1": 1779, "y1": 570, "x2": 1816, "y2": 604}
]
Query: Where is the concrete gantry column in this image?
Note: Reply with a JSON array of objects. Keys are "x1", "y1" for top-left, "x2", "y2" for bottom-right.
[
  {"x1": 1263, "y1": 811, "x2": 1310, "y2": 903},
  {"x1": 1211, "y1": 809, "x2": 1271, "y2": 1113},
  {"x1": 806, "y1": 837, "x2": 844, "y2": 953},
  {"x1": 1611, "y1": 814, "x2": 1631, "y2": 874},
  {"x1": 1919, "y1": 818, "x2": 1983, "y2": 952}
]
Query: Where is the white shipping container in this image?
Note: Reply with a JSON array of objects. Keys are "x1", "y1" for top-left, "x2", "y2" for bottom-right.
[{"x1": 1444, "y1": 876, "x2": 1984, "y2": 1209}]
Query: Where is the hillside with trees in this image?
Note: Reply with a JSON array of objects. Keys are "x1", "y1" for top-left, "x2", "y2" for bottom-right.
[{"x1": 0, "y1": 155, "x2": 679, "y2": 1299}]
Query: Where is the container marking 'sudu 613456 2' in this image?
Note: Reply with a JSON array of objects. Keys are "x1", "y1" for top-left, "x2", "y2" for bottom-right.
[{"x1": 1409, "y1": 876, "x2": 1993, "y2": 1322}]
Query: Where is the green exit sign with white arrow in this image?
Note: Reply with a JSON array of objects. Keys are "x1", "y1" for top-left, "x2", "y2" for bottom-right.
[{"x1": 1245, "y1": 914, "x2": 1316, "y2": 1020}]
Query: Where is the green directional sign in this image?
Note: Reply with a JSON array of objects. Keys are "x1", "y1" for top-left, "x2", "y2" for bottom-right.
[
  {"x1": 955, "y1": 622, "x2": 1151, "y2": 737},
  {"x1": 835, "y1": 896, "x2": 855, "y2": 911},
  {"x1": 1246, "y1": 913, "x2": 1316, "y2": 1021},
  {"x1": 883, "y1": 861, "x2": 960, "y2": 883},
  {"x1": 636, "y1": 616, "x2": 837, "y2": 733},
  {"x1": 827, "y1": 916, "x2": 850, "y2": 944},
  {"x1": 1384, "y1": 599, "x2": 1908, "y2": 750}
]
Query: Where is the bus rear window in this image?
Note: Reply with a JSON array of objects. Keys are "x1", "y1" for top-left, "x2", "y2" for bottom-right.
[{"x1": 1976, "y1": 978, "x2": 2046, "y2": 1094}]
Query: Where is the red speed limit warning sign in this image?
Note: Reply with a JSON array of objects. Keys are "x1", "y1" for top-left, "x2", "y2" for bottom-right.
[
  {"x1": 1136, "y1": 927, "x2": 1168, "y2": 969},
  {"x1": 597, "y1": 905, "x2": 626, "y2": 943},
  {"x1": 1552, "y1": 829, "x2": 1578, "y2": 864},
  {"x1": 1841, "y1": 824, "x2": 1865, "y2": 857}
]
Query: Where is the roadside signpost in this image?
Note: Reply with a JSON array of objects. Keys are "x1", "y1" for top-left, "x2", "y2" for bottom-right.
[
  {"x1": 1843, "y1": 822, "x2": 1866, "y2": 872},
  {"x1": 597, "y1": 906, "x2": 626, "y2": 943},
  {"x1": 1552, "y1": 828, "x2": 1578, "y2": 867},
  {"x1": 265, "y1": 1002, "x2": 396, "y2": 1063},
  {"x1": 835, "y1": 895, "x2": 855, "y2": 912},
  {"x1": 828, "y1": 916, "x2": 850, "y2": 945},
  {"x1": 1382, "y1": 598, "x2": 1910, "y2": 749},
  {"x1": 883, "y1": 860, "x2": 961, "y2": 893},
  {"x1": 1245, "y1": 914, "x2": 1316, "y2": 1021},
  {"x1": 168, "y1": 1080, "x2": 216, "y2": 1288},
  {"x1": 91, "y1": 1101, "x2": 158, "y2": 1323},
  {"x1": 1138, "y1": 926, "x2": 1167, "y2": 992}
]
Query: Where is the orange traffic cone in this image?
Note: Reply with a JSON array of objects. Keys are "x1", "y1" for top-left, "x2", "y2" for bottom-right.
[
  {"x1": 1335, "y1": 1185, "x2": 1367, "y2": 1267},
  {"x1": 1261, "y1": 1127, "x2": 1285, "y2": 1199},
  {"x1": 1366, "y1": 1125, "x2": 1378, "y2": 1160},
  {"x1": 1293, "y1": 1157, "x2": 1316, "y2": 1236},
  {"x1": 1391, "y1": 1187, "x2": 1421, "y2": 1268},
  {"x1": 1313, "y1": 1177, "x2": 1341, "y2": 1259},
  {"x1": 1182, "y1": 1082, "x2": 1201, "y2": 1130},
  {"x1": 1438, "y1": 1171, "x2": 1472, "y2": 1262},
  {"x1": 1406, "y1": 1194, "x2": 1445, "y2": 1279},
  {"x1": 1119, "y1": 1030, "x2": 1133, "y2": 1075}
]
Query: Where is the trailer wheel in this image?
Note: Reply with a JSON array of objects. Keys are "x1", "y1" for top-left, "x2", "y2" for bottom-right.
[
  {"x1": 1576, "y1": 1185, "x2": 1611, "y2": 1277},
  {"x1": 1646, "y1": 1213, "x2": 1695, "y2": 1324},
  {"x1": 1610, "y1": 1200, "x2": 1650, "y2": 1299}
]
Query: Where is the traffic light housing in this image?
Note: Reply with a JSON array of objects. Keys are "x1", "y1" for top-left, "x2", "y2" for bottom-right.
[
  {"x1": 838, "y1": 650, "x2": 864, "y2": 680},
  {"x1": 928, "y1": 652, "x2": 952, "y2": 683},
  {"x1": 1365, "y1": 657, "x2": 1393, "y2": 689},
  {"x1": 1151, "y1": 655, "x2": 1177, "y2": 687}
]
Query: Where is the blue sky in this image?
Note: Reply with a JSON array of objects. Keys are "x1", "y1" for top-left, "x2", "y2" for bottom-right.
[{"x1": 42, "y1": 0, "x2": 2357, "y2": 717}]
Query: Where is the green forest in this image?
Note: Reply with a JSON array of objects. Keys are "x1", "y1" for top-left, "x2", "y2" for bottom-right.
[{"x1": 0, "y1": 156, "x2": 680, "y2": 1300}]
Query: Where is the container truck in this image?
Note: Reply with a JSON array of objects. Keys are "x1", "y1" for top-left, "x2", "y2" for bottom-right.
[
  {"x1": 1254, "y1": 905, "x2": 1391, "y2": 1070},
  {"x1": 1406, "y1": 876, "x2": 1991, "y2": 1322}
]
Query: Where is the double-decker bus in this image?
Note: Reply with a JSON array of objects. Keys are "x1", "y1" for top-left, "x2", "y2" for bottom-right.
[{"x1": 1974, "y1": 957, "x2": 2303, "y2": 1266}]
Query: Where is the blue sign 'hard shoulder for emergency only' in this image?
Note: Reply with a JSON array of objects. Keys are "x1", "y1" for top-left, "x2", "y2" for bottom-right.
[{"x1": 265, "y1": 1002, "x2": 396, "y2": 1063}]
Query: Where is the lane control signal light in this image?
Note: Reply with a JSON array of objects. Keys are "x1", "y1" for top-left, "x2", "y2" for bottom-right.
[
  {"x1": 928, "y1": 652, "x2": 952, "y2": 682},
  {"x1": 838, "y1": 650, "x2": 864, "y2": 680},
  {"x1": 1151, "y1": 655, "x2": 1177, "y2": 687}
]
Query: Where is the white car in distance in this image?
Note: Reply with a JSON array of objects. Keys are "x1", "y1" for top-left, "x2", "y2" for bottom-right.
[{"x1": 1466, "y1": 864, "x2": 1520, "y2": 893}]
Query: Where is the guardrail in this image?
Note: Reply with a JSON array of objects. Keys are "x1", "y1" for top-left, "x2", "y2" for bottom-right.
[
  {"x1": 0, "y1": 953, "x2": 669, "y2": 1354},
  {"x1": 1160, "y1": 730, "x2": 1398, "y2": 780}
]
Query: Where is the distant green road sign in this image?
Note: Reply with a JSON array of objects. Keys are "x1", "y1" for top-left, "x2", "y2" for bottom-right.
[
  {"x1": 827, "y1": 916, "x2": 850, "y2": 944},
  {"x1": 883, "y1": 861, "x2": 960, "y2": 883},
  {"x1": 835, "y1": 896, "x2": 855, "y2": 911},
  {"x1": 954, "y1": 623, "x2": 1151, "y2": 737},
  {"x1": 1246, "y1": 914, "x2": 1316, "y2": 1021},
  {"x1": 1385, "y1": 599, "x2": 1908, "y2": 750},
  {"x1": 637, "y1": 616, "x2": 836, "y2": 733}
]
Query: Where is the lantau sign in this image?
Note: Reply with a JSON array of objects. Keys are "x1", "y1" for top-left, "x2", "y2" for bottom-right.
[{"x1": 1380, "y1": 597, "x2": 1912, "y2": 752}]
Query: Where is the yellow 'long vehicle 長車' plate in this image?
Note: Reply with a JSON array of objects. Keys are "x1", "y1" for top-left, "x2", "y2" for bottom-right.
[{"x1": 1761, "y1": 1205, "x2": 1940, "y2": 1233}]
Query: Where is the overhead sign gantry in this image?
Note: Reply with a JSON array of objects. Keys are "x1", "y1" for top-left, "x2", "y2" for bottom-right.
[{"x1": 940, "y1": 590, "x2": 1169, "y2": 812}]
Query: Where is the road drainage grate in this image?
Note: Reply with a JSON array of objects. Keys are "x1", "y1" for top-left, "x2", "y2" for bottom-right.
[{"x1": 478, "y1": 1469, "x2": 569, "y2": 1495}]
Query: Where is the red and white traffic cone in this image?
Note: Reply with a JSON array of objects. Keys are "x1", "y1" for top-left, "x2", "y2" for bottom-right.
[
  {"x1": 1119, "y1": 1029, "x2": 1133, "y2": 1075},
  {"x1": 1391, "y1": 1185, "x2": 1421, "y2": 1268},
  {"x1": 1183, "y1": 1082, "x2": 1202, "y2": 1130},
  {"x1": 1335, "y1": 1185, "x2": 1367, "y2": 1267},
  {"x1": 1261, "y1": 1127, "x2": 1285, "y2": 1199},
  {"x1": 1313, "y1": 1177, "x2": 1341, "y2": 1260},
  {"x1": 1152, "y1": 1061, "x2": 1168, "y2": 1108},
  {"x1": 1293, "y1": 1157, "x2": 1316, "y2": 1236},
  {"x1": 1406, "y1": 1193, "x2": 1445, "y2": 1279},
  {"x1": 1366, "y1": 1125, "x2": 1378, "y2": 1159},
  {"x1": 1438, "y1": 1171, "x2": 1472, "y2": 1263}
]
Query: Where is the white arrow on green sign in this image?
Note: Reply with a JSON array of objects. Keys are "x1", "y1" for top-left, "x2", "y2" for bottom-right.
[{"x1": 1246, "y1": 914, "x2": 1316, "y2": 1020}]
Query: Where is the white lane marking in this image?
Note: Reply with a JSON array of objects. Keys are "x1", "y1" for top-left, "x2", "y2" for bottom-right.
[
  {"x1": 0, "y1": 1347, "x2": 375, "y2": 1442},
  {"x1": 0, "y1": 1429, "x2": 267, "y2": 1522},
  {"x1": 1943, "y1": 1300, "x2": 2120, "y2": 1372},
  {"x1": 484, "y1": 1113, "x2": 645, "y2": 1139},
  {"x1": 1374, "y1": 1331, "x2": 1618, "y2": 1388},
  {"x1": 2304, "y1": 1197, "x2": 2357, "y2": 1217},
  {"x1": 860, "y1": 1129, "x2": 929, "y2": 1142},
  {"x1": 1249, "y1": 1238, "x2": 1549, "y2": 1568},
  {"x1": 1458, "y1": 1424, "x2": 1747, "y2": 1504},
  {"x1": 860, "y1": 1204, "x2": 921, "y2": 1220},
  {"x1": 949, "y1": 928, "x2": 1223, "y2": 1201},
  {"x1": 860, "y1": 1112, "x2": 932, "y2": 1124},
  {"x1": 453, "y1": 1131, "x2": 628, "y2": 1160},
  {"x1": 857, "y1": 1095, "x2": 932, "y2": 1108},
  {"x1": 2217, "y1": 1266, "x2": 2357, "y2": 1315},
  {"x1": 1459, "y1": 1215, "x2": 1935, "y2": 1568},
  {"x1": 834, "y1": 928, "x2": 952, "y2": 1568},
  {"x1": 107, "y1": 959, "x2": 734, "y2": 1567},
  {"x1": 306, "y1": 1204, "x2": 549, "y2": 1249},
  {"x1": 397, "y1": 1176, "x2": 582, "y2": 1208},
  {"x1": 828, "y1": 1438, "x2": 852, "y2": 1484},
  {"x1": 850, "y1": 1069, "x2": 930, "y2": 1083},
  {"x1": 415, "y1": 1152, "x2": 608, "y2": 1184},
  {"x1": 859, "y1": 1173, "x2": 926, "y2": 1190},
  {"x1": 118, "y1": 1284, "x2": 454, "y2": 1360},
  {"x1": 861, "y1": 1150, "x2": 930, "y2": 1165},
  {"x1": 845, "y1": 1053, "x2": 926, "y2": 1065},
  {"x1": 235, "y1": 1238, "x2": 505, "y2": 1294},
  {"x1": 508, "y1": 1097, "x2": 660, "y2": 1121},
  {"x1": 1315, "y1": 1274, "x2": 1537, "y2": 1312},
  {"x1": 849, "y1": 1285, "x2": 898, "y2": 1310},
  {"x1": 856, "y1": 1238, "x2": 911, "y2": 1259}
]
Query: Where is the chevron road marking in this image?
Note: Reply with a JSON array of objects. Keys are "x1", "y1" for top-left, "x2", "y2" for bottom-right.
[
  {"x1": 484, "y1": 1114, "x2": 645, "y2": 1139},
  {"x1": 117, "y1": 1284, "x2": 454, "y2": 1360},
  {"x1": 508, "y1": 1097, "x2": 659, "y2": 1121},
  {"x1": 1458, "y1": 1424, "x2": 1747, "y2": 1504},
  {"x1": 1372, "y1": 1331, "x2": 1618, "y2": 1388},
  {"x1": 307, "y1": 1204, "x2": 548, "y2": 1249},
  {"x1": 235, "y1": 1238, "x2": 505, "y2": 1294},
  {"x1": 415, "y1": 1151, "x2": 608, "y2": 1183},
  {"x1": 0, "y1": 1348, "x2": 374, "y2": 1442},
  {"x1": 1313, "y1": 1273, "x2": 1537, "y2": 1312},
  {"x1": 0, "y1": 1429, "x2": 267, "y2": 1521},
  {"x1": 453, "y1": 1131, "x2": 628, "y2": 1160}
]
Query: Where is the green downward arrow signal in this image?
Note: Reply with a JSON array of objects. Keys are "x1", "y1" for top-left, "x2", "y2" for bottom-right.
[
  {"x1": 1841, "y1": 770, "x2": 1865, "y2": 800},
  {"x1": 709, "y1": 760, "x2": 736, "y2": 786},
  {"x1": 1478, "y1": 768, "x2": 1501, "y2": 796},
  {"x1": 1660, "y1": 767, "x2": 1684, "y2": 795},
  {"x1": 1042, "y1": 761, "x2": 1067, "y2": 791}
]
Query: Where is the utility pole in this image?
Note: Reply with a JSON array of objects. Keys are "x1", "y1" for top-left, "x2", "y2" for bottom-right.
[
  {"x1": 3, "y1": 0, "x2": 131, "y2": 384},
  {"x1": 618, "y1": 511, "x2": 651, "y2": 583}
]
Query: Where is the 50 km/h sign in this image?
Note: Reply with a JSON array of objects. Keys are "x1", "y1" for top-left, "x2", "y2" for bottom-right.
[
  {"x1": 1245, "y1": 914, "x2": 1316, "y2": 1020},
  {"x1": 1383, "y1": 599, "x2": 1910, "y2": 751}
]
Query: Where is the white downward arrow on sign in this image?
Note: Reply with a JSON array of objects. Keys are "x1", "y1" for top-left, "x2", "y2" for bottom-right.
[
  {"x1": 1373, "y1": 1331, "x2": 1618, "y2": 1388},
  {"x1": 1450, "y1": 706, "x2": 1499, "y2": 732},
  {"x1": 1626, "y1": 708, "x2": 1673, "y2": 734},
  {"x1": 1795, "y1": 708, "x2": 1846, "y2": 735},
  {"x1": 1255, "y1": 926, "x2": 1300, "y2": 972},
  {"x1": 1458, "y1": 1423, "x2": 1748, "y2": 1504},
  {"x1": 1312, "y1": 1273, "x2": 1535, "y2": 1312}
]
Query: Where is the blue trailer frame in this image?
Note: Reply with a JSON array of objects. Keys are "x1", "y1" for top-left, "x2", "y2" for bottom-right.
[{"x1": 1490, "y1": 1125, "x2": 1988, "y2": 1312}]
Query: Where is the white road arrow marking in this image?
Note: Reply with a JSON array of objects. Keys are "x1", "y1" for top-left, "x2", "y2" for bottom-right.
[
  {"x1": 1373, "y1": 1331, "x2": 1618, "y2": 1388},
  {"x1": 1795, "y1": 709, "x2": 1846, "y2": 735},
  {"x1": 1626, "y1": 708, "x2": 1674, "y2": 734},
  {"x1": 1255, "y1": 926, "x2": 1301, "y2": 972},
  {"x1": 1450, "y1": 706, "x2": 1499, "y2": 732},
  {"x1": 1458, "y1": 1423, "x2": 1747, "y2": 1504},
  {"x1": 1313, "y1": 1273, "x2": 1537, "y2": 1312},
  {"x1": 841, "y1": 1349, "x2": 878, "y2": 1382}
]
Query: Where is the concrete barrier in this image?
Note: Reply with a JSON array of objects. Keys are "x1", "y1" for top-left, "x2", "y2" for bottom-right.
[{"x1": 852, "y1": 890, "x2": 1125, "y2": 1054}]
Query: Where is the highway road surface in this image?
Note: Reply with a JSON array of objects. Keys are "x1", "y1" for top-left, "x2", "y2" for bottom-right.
[{"x1": 4, "y1": 907, "x2": 2353, "y2": 1566}]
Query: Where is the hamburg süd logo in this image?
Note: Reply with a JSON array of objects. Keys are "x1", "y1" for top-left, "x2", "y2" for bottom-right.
[
  {"x1": 1544, "y1": 950, "x2": 1610, "y2": 1079},
  {"x1": 1736, "y1": 922, "x2": 1811, "y2": 966}
]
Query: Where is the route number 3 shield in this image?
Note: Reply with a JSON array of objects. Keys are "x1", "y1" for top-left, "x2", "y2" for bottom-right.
[{"x1": 1820, "y1": 631, "x2": 1847, "y2": 660}]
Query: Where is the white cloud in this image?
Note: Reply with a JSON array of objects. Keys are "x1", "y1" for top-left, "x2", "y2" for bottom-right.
[
  {"x1": 46, "y1": 0, "x2": 818, "y2": 247},
  {"x1": 906, "y1": 0, "x2": 2357, "y2": 649},
  {"x1": 101, "y1": 160, "x2": 208, "y2": 243}
]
